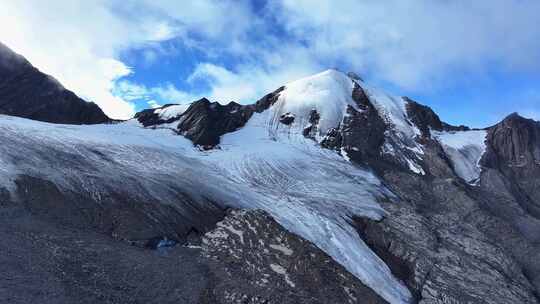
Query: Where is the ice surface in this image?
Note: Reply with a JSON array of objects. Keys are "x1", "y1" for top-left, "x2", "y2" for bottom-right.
[
  {"x1": 202, "y1": 111, "x2": 412, "y2": 303},
  {"x1": 433, "y1": 130, "x2": 487, "y2": 184},
  {"x1": 0, "y1": 114, "x2": 412, "y2": 303}
]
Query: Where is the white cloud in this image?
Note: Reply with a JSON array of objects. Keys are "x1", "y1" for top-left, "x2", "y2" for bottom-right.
[
  {"x1": 187, "y1": 62, "x2": 319, "y2": 103},
  {"x1": 151, "y1": 83, "x2": 198, "y2": 104},
  {"x1": 147, "y1": 100, "x2": 161, "y2": 109},
  {"x1": 270, "y1": 0, "x2": 540, "y2": 90},
  {"x1": 0, "y1": 1, "x2": 168, "y2": 118},
  {"x1": 2, "y1": 0, "x2": 540, "y2": 119},
  {"x1": 113, "y1": 80, "x2": 198, "y2": 106},
  {"x1": 0, "y1": 0, "x2": 254, "y2": 119}
]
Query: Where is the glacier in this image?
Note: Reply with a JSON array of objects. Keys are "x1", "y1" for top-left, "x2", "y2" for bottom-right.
[{"x1": 0, "y1": 111, "x2": 413, "y2": 303}]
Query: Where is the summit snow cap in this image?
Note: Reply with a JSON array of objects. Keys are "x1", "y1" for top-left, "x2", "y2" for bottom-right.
[{"x1": 269, "y1": 69, "x2": 426, "y2": 174}]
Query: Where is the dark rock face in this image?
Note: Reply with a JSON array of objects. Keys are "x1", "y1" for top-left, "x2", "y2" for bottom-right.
[
  {"x1": 279, "y1": 112, "x2": 295, "y2": 125},
  {"x1": 482, "y1": 113, "x2": 540, "y2": 209},
  {"x1": 302, "y1": 109, "x2": 321, "y2": 139},
  {"x1": 317, "y1": 84, "x2": 387, "y2": 166},
  {"x1": 344, "y1": 123, "x2": 540, "y2": 304},
  {"x1": 13, "y1": 174, "x2": 226, "y2": 244},
  {"x1": 404, "y1": 97, "x2": 469, "y2": 138},
  {"x1": 201, "y1": 209, "x2": 387, "y2": 304},
  {"x1": 251, "y1": 86, "x2": 285, "y2": 113},
  {"x1": 476, "y1": 113, "x2": 540, "y2": 295},
  {"x1": 320, "y1": 127, "x2": 342, "y2": 150},
  {"x1": 316, "y1": 88, "x2": 540, "y2": 303},
  {"x1": 353, "y1": 141, "x2": 540, "y2": 304},
  {"x1": 0, "y1": 42, "x2": 109, "y2": 124},
  {"x1": 176, "y1": 99, "x2": 255, "y2": 148},
  {"x1": 342, "y1": 84, "x2": 387, "y2": 164},
  {"x1": 166, "y1": 86, "x2": 284, "y2": 148}
]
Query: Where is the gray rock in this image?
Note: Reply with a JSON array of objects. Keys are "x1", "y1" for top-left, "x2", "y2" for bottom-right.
[
  {"x1": 201, "y1": 209, "x2": 387, "y2": 304},
  {"x1": 352, "y1": 135, "x2": 540, "y2": 304}
]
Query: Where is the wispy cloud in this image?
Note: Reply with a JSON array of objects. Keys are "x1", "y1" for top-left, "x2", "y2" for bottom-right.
[{"x1": 113, "y1": 80, "x2": 198, "y2": 107}]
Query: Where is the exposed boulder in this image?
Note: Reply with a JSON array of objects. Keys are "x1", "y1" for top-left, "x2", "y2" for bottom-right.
[
  {"x1": 302, "y1": 109, "x2": 321, "y2": 139},
  {"x1": 279, "y1": 112, "x2": 295, "y2": 125}
]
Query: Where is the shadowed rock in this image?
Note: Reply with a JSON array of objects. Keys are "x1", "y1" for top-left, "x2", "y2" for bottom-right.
[
  {"x1": 0, "y1": 42, "x2": 109, "y2": 124},
  {"x1": 172, "y1": 86, "x2": 285, "y2": 148},
  {"x1": 404, "y1": 97, "x2": 469, "y2": 138}
]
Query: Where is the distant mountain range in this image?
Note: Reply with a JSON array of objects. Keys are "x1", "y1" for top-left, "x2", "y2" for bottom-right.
[{"x1": 1, "y1": 42, "x2": 539, "y2": 304}]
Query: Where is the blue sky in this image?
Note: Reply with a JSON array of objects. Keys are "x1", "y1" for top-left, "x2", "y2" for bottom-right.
[{"x1": 2, "y1": 0, "x2": 540, "y2": 127}]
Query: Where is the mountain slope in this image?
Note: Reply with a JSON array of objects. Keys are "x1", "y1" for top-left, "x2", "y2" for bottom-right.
[
  {"x1": 1, "y1": 64, "x2": 540, "y2": 304},
  {"x1": 0, "y1": 42, "x2": 109, "y2": 124},
  {"x1": 0, "y1": 113, "x2": 409, "y2": 303},
  {"x1": 132, "y1": 69, "x2": 540, "y2": 303}
]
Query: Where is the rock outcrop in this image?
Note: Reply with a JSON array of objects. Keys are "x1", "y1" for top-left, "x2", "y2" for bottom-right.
[
  {"x1": 134, "y1": 87, "x2": 285, "y2": 148},
  {"x1": 176, "y1": 99, "x2": 254, "y2": 148},
  {"x1": 201, "y1": 210, "x2": 387, "y2": 304},
  {"x1": 404, "y1": 97, "x2": 469, "y2": 138}
]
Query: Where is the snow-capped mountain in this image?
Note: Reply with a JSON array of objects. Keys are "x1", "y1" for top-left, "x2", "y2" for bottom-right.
[{"x1": 1, "y1": 44, "x2": 540, "y2": 304}]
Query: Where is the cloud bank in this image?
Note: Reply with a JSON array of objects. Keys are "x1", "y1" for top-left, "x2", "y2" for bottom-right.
[{"x1": 1, "y1": 0, "x2": 539, "y2": 119}]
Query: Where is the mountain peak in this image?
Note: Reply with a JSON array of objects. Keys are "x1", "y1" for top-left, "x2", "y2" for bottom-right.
[
  {"x1": 501, "y1": 112, "x2": 537, "y2": 124},
  {"x1": 278, "y1": 68, "x2": 358, "y2": 135}
]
